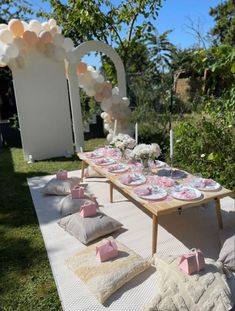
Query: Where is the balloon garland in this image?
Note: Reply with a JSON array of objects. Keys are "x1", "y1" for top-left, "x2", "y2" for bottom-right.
[
  {"x1": 0, "y1": 18, "x2": 132, "y2": 141},
  {"x1": 76, "y1": 62, "x2": 132, "y2": 141},
  {"x1": 0, "y1": 18, "x2": 74, "y2": 68}
]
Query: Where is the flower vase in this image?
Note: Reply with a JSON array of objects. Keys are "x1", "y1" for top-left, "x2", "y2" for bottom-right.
[
  {"x1": 141, "y1": 158, "x2": 151, "y2": 175},
  {"x1": 120, "y1": 149, "x2": 128, "y2": 163}
]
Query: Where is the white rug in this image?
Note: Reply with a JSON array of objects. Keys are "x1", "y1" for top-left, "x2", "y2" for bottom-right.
[{"x1": 27, "y1": 170, "x2": 235, "y2": 311}]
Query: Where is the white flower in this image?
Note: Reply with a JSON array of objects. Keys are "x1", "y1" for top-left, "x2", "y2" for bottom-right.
[
  {"x1": 131, "y1": 143, "x2": 161, "y2": 160},
  {"x1": 110, "y1": 133, "x2": 136, "y2": 150},
  {"x1": 201, "y1": 154, "x2": 205, "y2": 158}
]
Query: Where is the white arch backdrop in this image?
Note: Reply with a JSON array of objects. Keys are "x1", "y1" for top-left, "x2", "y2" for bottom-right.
[{"x1": 0, "y1": 19, "x2": 132, "y2": 160}]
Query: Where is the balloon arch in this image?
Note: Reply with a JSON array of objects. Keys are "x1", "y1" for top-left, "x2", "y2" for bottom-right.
[{"x1": 0, "y1": 18, "x2": 132, "y2": 160}]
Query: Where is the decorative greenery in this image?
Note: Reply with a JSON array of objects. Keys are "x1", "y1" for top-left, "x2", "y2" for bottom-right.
[{"x1": 172, "y1": 116, "x2": 235, "y2": 191}]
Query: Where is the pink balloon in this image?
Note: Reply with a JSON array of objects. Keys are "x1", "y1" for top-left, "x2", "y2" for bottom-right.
[
  {"x1": 39, "y1": 30, "x2": 52, "y2": 44},
  {"x1": 23, "y1": 31, "x2": 38, "y2": 45},
  {"x1": 9, "y1": 19, "x2": 24, "y2": 37},
  {"x1": 77, "y1": 62, "x2": 87, "y2": 74}
]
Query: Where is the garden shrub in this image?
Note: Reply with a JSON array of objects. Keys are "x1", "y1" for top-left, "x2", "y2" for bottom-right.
[{"x1": 172, "y1": 115, "x2": 235, "y2": 190}]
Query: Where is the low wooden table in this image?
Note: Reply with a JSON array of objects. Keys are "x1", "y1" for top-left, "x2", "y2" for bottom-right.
[{"x1": 78, "y1": 153, "x2": 234, "y2": 255}]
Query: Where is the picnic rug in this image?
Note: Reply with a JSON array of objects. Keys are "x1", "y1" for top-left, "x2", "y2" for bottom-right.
[{"x1": 27, "y1": 170, "x2": 235, "y2": 311}]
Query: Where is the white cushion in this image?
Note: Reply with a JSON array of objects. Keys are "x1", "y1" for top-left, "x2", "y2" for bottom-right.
[
  {"x1": 43, "y1": 177, "x2": 80, "y2": 196},
  {"x1": 66, "y1": 238, "x2": 150, "y2": 303},
  {"x1": 141, "y1": 255, "x2": 233, "y2": 311}
]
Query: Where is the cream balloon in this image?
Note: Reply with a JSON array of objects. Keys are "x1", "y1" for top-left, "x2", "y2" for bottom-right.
[
  {"x1": 50, "y1": 26, "x2": 58, "y2": 35},
  {"x1": 112, "y1": 93, "x2": 121, "y2": 104},
  {"x1": 55, "y1": 26, "x2": 62, "y2": 34},
  {"x1": 29, "y1": 20, "x2": 42, "y2": 35},
  {"x1": 63, "y1": 37, "x2": 74, "y2": 52},
  {"x1": 87, "y1": 65, "x2": 95, "y2": 72},
  {"x1": 0, "y1": 29, "x2": 13, "y2": 44},
  {"x1": 13, "y1": 37, "x2": 26, "y2": 50},
  {"x1": 42, "y1": 22, "x2": 50, "y2": 31},
  {"x1": 121, "y1": 97, "x2": 130, "y2": 107},
  {"x1": 15, "y1": 55, "x2": 25, "y2": 68},
  {"x1": 4, "y1": 44, "x2": 19, "y2": 58},
  {"x1": 77, "y1": 62, "x2": 87, "y2": 74},
  {"x1": 96, "y1": 74, "x2": 104, "y2": 83},
  {"x1": 106, "y1": 133, "x2": 113, "y2": 142},
  {"x1": 39, "y1": 30, "x2": 52, "y2": 44},
  {"x1": 0, "y1": 54, "x2": 9, "y2": 65},
  {"x1": 112, "y1": 86, "x2": 119, "y2": 95},
  {"x1": 94, "y1": 82, "x2": 104, "y2": 93},
  {"x1": 36, "y1": 40, "x2": 46, "y2": 53},
  {"x1": 0, "y1": 24, "x2": 7, "y2": 31},
  {"x1": 8, "y1": 19, "x2": 24, "y2": 37},
  {"x1": 53, "y1": 33, "x2": 64, "y2": 46},
  {"x1": 101, "y1": 112, "x2": 108, "y2": 119},
  {"x1": 101, "y1": 100, "x2": 112, "y2": 112},
  {"x1": 91, "y1": 70, "x2": 99, "y2": 79},
  {"x1": 23, "y1": 31, "x2": 38, "y2": 45},
  {"x1": 49, "y1": 19, "x2": 57, "y2": 27},
  {"x1": 85, "y1": 88, "x2": 96, "y2": 97},
  {"x1": 21, "y1": 21, "x2": 28, "y2": 31},
  {"x1": 54, "y1": 46, "x2": 66, "y2": 61}
]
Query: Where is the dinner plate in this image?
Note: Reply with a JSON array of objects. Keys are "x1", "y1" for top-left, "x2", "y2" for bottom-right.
[
  {"x1": 94, "y1": 157, "x2": 116, "y2": 166},
  {"x1": 85, "y1": 151, "x2": 103, "y2": 159},
  {"x1": 108, "y1": 164, "x2": 129, "y2": 173},
  {"x1": 134, "y1": 185, "x2": 167, "y2": 201},
  {"x1": 191, "y1": 178, "x2": 221, "y2": 191},
  {"x1": 170, "y1": 186, "x2": 202, "y2": 201},
  {"x1": 120, "y1": 174, "x2": 146, "y2": 186},
  {"x1": 157, "y1": 168, "x2": 187, "y2": 179}
]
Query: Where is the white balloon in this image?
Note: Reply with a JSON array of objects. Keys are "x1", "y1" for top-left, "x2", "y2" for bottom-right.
[
  {"x1": 0, "y1": 24, "x2": 8, "y2": 30},
  {"x1": 104, "y1": 123, "x2": 111, "y2": 131},
  {"x1": 121, "y1": 97, "x2": 130, "y2": 106},
  {"x1": 66, "y1": 51, "x2": 77, "y2": 64},
  {"x1": 112, "y1": 93, "x2": 121, "y2": 104},
  {"x1": 78, "y1": 74, "x2": 86, "y2": 87},
  {"x1": 55, "y1": 26, "x2": 62, "y2": 34},
  {"x1": 85, "y1": 88, "x2": 96, "y2": 97},
  {"x1": 0, "y1": 54, "x2": 9, "y2": 64},
  {"x1": 21, "y1": 21, "x2": 29, "y2": 31},
  {"x1": 96, "y1": 74, "x2": 104, "y2": 83},
  {"x1": 53, "y1": 33, "x2": 64, "y2": 46},
  {"x1": 112, "y1": 86, "x2": 119, "y2": 95},
  {"x1": 49, "y1": 18, "x2": 57, "y2": 27},
  {"x1": 101, "y1": 112, "x2": 108, "y2": 119},
  {"x1": 29, "y1": 20, "x2": 42, "y2": 35},
  {"x1": 0, "y1": 29, "x2": 13, "y2": 44},
  {"x1": 106, "y1": 133, "x2": 113, "y2": 142},
  {"x1": 101, "y1": 100, "x2": 112, "y2": 112},
  {"x1": 4, "y1": 44, "x2": 19, "y2": 58},
  {"x1": 87, "y1": 65, "x2": 95, "y2": 72},
  {"x1": 91, "y1": 70, "x2": 99, "y2": 79},
  {"x1": 63, "y1": 37, "x2": 74, "y2": 52},
  {"x1": 42, "y1": 22, "x2": 50, "y2": 31},
  {"x1": 54, "y1": 46, "x2": 66, "y2": 61}
]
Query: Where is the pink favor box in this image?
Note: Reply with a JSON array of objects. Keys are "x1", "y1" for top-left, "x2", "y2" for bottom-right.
[
  {"x1": 80, "y1": 202, "x2": 97, "y2": 218},
  {"x1": 71, "y1": 186, "x2": 85, "y2": 199},
  {"x1": 56, "y1": 170, "x2": 68, "y2": 180},
  {"x1": 180, "y1": 248, "x2": 205, "y2": 275},
  {"x1": 96, "y1": 239, "x2": 118, "y2": 262}
]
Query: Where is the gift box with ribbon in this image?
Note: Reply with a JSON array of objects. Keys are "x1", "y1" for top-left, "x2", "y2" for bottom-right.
[
  {"x1": 71, "y1": 186, "x2": 85, "y2": 199},
  {"x1": 96, "y1": 239, "x2": 118, "y2": 262},
  {"x1": 56, "y1": 170, "x2": 68, "y2": 180},
  {"x1": 80, "y1": 201, "x2": 97, "y2": 218},
  {"x1": 179, "y1": 248, "x2": 205, "y2": 275}
]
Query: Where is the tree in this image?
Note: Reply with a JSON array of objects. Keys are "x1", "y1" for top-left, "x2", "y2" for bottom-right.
[
  {"x1": 39, "y1": 0, "x2": 164, "y2": 68},
  {"x1": 0, "y1": 0, "x2": 33, "y2": 23},
  {"x1": 209, "y1": 0, "x2": 235, "y2": 46}
]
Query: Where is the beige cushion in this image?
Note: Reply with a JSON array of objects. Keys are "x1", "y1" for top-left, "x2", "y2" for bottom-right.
[
  {"x1": 219, "y1": 229, "x2": 235, "y2": 272},
  {"x1": 85, "y1": 166, "x2": 104, "y2": 178},
  {"x1": 141, "y1": 255, "x2": 233, "y2": 311},
  {"x1": 43, "y1": 177, "x2": 81, "y2": 196},
  {"x1": 58, "y1": 212, "x2": 122, "y2": 244},
  {"x1": 66, "y1": 238, "x2": 150, "y2": 303},
  {"x1": 60, "y1": 194, "x2": 97, "y2": 217}
]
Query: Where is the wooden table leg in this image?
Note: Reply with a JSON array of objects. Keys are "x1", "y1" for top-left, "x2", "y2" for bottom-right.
[
  {"x1": 152, "y1": 214, "x2": 158, "y2": 255},
  {"x1": 81, "y1": 160, "x2": 86, "y2": 181},
  {"x1": 215, "y1": 198, "x2": 223, "y2": 229},
  {"x1": 110, "y1": 182, "x2": 113, "y2": 203}
]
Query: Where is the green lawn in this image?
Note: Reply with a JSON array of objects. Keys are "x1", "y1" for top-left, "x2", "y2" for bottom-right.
[{"x1": 0, "y1": 138, "x2": 106, "y2": 311}]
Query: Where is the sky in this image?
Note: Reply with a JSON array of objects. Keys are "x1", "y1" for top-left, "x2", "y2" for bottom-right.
[{"x1": 31, "y1": 0, "x2": 223, "y2": 67}]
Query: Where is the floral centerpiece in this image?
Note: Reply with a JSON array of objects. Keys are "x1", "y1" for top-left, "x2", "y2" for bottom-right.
[
  {"x1": 110, "y1": 133, "x2": 136, "y2": 160},
  {"x1": 131, "y1": 143, "x2": 161, "y2": 173}
]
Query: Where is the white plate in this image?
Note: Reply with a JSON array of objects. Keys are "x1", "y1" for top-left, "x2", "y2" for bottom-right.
[
  {"x1": 95, "y1": 157, "x2": 116, "y2": 166},
  {"x1": 171, "y1": 186, "x2": 202, "y2": 201},
  {"x1": 134, "y1": 186, "x2": 167, "y2": 200},
  {"x1": 155, "y1": 160, "x2": 166, "y2": 168},
  {"x1": 85, "y1": 152, "x2": 103, "y2": 159},
  {"x1": 120, "y1": 174, "x2": 146, "y2": 186},
  {"x1": 191, "y1": 179, "x2": 221, "y2": 191},
  {"x1": 108, "y1": 164, "x2": 129, "y2": 173}
]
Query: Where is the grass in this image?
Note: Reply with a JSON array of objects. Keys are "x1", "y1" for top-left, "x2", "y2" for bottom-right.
[{"x1": 0, "y1": 138, "x2": 106, "y2": 311}]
